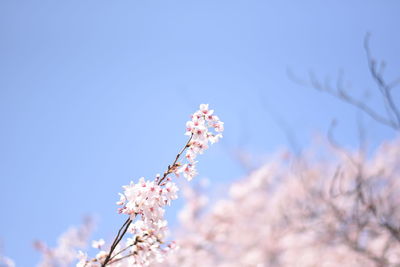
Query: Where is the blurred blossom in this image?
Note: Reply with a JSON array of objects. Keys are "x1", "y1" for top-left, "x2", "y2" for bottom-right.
[
  {"x1": 35, "y1": 218, "x2": 93, "y2": 267},
  {"x1": 0, "y1": 256, "x2": 15, "y2": 267},
  {"x1": 155, "y1": 138, "x2": 400, "y2": 267}
]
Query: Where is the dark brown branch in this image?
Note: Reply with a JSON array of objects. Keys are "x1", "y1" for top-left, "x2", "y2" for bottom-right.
[
  {"x1": 288, "y1": 33, "x2": 400, "y2": 131},
  {"x1": 309, "y1": 72, "x2": 397, "y2": 129},
  {"x1": 364, "y1": 33, "x2": 400, "y2": 128},
  {"x1": 101, "y1": 218, "x2": 132, "y2": 266}
]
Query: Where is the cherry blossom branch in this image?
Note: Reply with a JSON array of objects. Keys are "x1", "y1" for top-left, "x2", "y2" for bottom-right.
[
  {"x1": 79, "y1": 104, "x2": 224, "y2": 267},
  {"x1": 101, "y1": 135, "x2": 193, "y2": 266}
]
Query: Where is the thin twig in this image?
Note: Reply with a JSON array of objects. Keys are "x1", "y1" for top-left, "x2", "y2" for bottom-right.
[{"x1": 158, "y1": 134, "x2": 193, "y2": 185}]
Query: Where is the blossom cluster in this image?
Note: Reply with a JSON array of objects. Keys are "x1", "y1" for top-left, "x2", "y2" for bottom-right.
[
  {"x1": 180, "y1": 104, "x2": 224, "y2": 181},
  {"x1": 77, "y1": 104, "x2": 223, "y2": 266}
]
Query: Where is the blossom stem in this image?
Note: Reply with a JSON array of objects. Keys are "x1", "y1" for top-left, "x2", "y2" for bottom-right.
[
  {"x1": 101, "y1": 218, "x2": 132, "y2": 266},
  {"x1": 158, "y1": 134, "x2": 193, "y2": 186}
]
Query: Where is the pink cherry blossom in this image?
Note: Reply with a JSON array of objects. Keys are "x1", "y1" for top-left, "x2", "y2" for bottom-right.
[{"x1": 78, "y1": 104, "x2": 223, "y2": 266}]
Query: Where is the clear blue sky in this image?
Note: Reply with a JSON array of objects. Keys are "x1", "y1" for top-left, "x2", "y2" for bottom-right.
[{"x1": 0, "y1": 0, "x2": 399, "y2": 265}]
